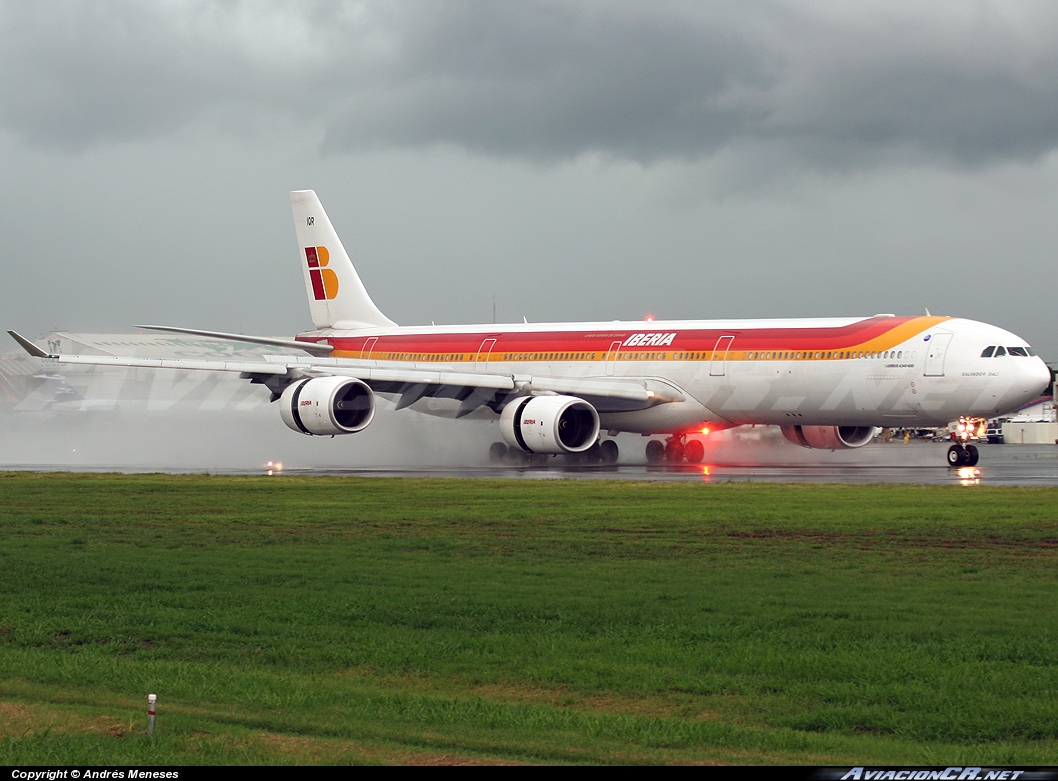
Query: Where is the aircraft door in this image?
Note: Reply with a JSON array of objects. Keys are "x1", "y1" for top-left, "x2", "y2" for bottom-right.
[
  {"x1": 605, "y1": 341, "x2": 623, "y2": 376},
  {"x1": 475, "y1": 338, "x2": 497, "y2": 371},
  {"x1": 923, "y1": 331, "x2": 953, "y2": 377},
  {"x1": 360, "y1": 337, "x2": 378, "y2": 365},
  {"x1": 710, "y1": 335, "x2": 734, "y2": 377}
]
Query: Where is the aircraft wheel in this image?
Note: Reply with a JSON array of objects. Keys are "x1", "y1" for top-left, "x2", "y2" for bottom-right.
[
  {"x1": 509, "y1": 448, "x2": 530, "y2": 465},
  {"x1": 645, "y1": 439, "x2": 665, "y2": 464},
  {"x1": 946, "y1": 445, "x2": 966, "y2": 467},
  {"x1": 489, "y1": 442, "x2": 508, "y2": 463},
  {"x1": 664, "y1": 439, "x2": 685, "y2": 463},
  {"x1": 600, "y1": 439, "x2": 619, "y2": 465},
  {"x1": 584, "y1": 442, "x2": 603, "y2": 464},
  {"x1": 684, "y1": 439, "x2": 705, "y2": 464},
  {"x1": 964, "y1": 444, "x2": 980, "y2": 467}
]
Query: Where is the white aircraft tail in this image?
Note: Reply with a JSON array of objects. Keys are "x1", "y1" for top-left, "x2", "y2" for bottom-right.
[{"x1": 290, "y1": 190, "x2": 396, "y2": 330}]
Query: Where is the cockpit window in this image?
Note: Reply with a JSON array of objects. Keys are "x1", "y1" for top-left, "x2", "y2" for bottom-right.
[
  {"x1": 994, "y1": 346, "x2": 1007, "y2": 357},
  {"x1": 1028, "y1": 347, "x2": 1037, "y2": 356},
  {"x1": 1007, "y1": 346, "x2": 1028, "y2": 357},
  {"x1": 981, "y1": 346, "x2": 995, "y2": 358}
]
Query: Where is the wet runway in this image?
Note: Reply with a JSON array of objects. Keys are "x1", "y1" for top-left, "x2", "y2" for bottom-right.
[
  {"x1": 13, "y1": 443, "x2": 1057, "y2": 486},
  {"x1": 286, "y1": 443, "x2": 1058, "y2": 486}
]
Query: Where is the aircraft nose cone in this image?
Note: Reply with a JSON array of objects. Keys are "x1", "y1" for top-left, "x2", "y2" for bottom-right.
[{"x1": 1028, "y1": 358, "x2": 1053, "y2": 396}]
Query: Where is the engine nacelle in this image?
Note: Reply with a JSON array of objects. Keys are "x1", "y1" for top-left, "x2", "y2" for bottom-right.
[
  {"x1": 500, "y1": 395, "x2": 600, "y2": 454},
  {"x1": 781, "y1": 425, "x2": 880, "y2": 450},
  {"x1": 280, "y1": 377, "x2": 375, "y2": 435}
]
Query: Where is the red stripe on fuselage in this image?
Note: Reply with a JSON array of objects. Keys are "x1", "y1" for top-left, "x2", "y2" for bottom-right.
[{"x1": 294, "y1": 316, "x2": 942, "y2": 357}]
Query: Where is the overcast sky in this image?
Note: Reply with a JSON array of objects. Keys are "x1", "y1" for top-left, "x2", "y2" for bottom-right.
[{"x1": 3, "y1": 0, "x2": 1057, "y2": 359}]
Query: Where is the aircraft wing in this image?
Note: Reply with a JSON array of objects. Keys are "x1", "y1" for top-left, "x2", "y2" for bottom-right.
[{"x1": 8, "y1": 331, "x2": 683, "y2": 414}]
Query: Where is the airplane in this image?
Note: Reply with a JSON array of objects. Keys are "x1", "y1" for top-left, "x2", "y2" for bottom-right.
[{"x1": 8, "y1": 190, "x2": 1052, "y2": 468}]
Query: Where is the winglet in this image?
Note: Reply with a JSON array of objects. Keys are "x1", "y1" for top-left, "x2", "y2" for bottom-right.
[{"x1": 7, "y1": 331, "x2": 51, "y2": 358}]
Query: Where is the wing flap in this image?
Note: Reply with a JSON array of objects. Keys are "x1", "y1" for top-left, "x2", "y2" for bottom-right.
[
  {"x1": 522, "y1": 376, "x2": 684, "y2": 403},
  {"x1": 44, "y1": 354, "x2": 291, "y2": 375},
  {"x1": 323, "y1": 366, "x2": 515, "y2": 391}
]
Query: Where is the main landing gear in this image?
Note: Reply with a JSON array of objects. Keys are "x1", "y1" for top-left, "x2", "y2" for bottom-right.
[
  {"x1": 488, "y1": 442, "x2": 545, "y2": 464},
  {"x1": 574, "y1": 439, "x2": 620, "y2": 465},
  {"x1": 947, "y1": 444, "x2": 979, "y2": 467},
  {"x1": 646, "y1": 434, "x2": 705, "y2": 464},
  {"x1": 487, "y1": 439, "x2": 620, "y2": 465}
]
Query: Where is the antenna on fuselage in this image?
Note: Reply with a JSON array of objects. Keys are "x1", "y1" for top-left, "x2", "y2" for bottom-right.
[{"x1": 925, "y1": 307, "x2": 932, "y2": 316}]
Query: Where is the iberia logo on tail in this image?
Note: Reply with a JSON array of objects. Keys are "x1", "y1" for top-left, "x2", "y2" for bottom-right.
[{"x1": 305, "y1": 246, "x2": 339, "y2": 300}]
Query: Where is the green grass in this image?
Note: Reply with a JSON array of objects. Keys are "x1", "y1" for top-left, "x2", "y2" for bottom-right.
[{"x1": 0, "y1": 472, "x2": 1056, "y2": 764}]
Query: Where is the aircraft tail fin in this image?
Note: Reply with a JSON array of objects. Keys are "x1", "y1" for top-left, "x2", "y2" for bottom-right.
[{"x1": 290, "y1": 190, "x2": 396, "y2": 330}]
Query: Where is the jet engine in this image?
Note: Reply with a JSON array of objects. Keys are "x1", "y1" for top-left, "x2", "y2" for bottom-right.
[
  {"x1": 500, "y1": 395, "x2": 600, "y2": 454},
  {"x1": 279, "y1": 377, "x2": 375, "y2": 435},
  {"x1": 781, "y1": 425, "x2": 880, "y2": 450}
]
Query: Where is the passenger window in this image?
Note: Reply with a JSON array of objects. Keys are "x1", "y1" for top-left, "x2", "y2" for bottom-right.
[
  {"x1": 994, "y1": 346, "x2": 1006, "y2": 357},
  {"x1": 981, "y1": 346, "x2": 995, "y2": 358}
]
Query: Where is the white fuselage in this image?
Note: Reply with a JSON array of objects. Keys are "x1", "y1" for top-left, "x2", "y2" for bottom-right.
[{"x1": 301, "y1": 315, "x2": 1050, "y2": 435}]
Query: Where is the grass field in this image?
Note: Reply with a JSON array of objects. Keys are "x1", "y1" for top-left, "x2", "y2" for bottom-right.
[{"x1": 0, "y1": 472, "x2": 1056, "y2": 765}]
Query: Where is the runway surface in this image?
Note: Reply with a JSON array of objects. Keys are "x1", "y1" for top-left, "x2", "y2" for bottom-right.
[
  {"x1": 287, "y1": 443, "x2": 1058, "y2": 486},
  {"x1": 7, "y1": 443, "x2": 1058, "y2": 486}
]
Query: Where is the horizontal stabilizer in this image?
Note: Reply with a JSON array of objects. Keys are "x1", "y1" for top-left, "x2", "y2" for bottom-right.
[{"x1": 134, "y1": 325, "x2": 333, "y2": 355}]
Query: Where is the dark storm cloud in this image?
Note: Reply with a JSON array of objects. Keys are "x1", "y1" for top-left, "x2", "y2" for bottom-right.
[
  {"x1": 3, "y1": 1, "x2": 1058, "y2": 167},
  {"x1": 324, "y1": 2, "x2": 771, "y2": 160}
]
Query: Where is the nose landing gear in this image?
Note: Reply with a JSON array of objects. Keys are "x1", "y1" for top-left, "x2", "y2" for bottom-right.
[
  {"x1": 946, "y1": 416, "x2": 984, "y2": 467},
  {"x1": 947, "y1": 443, "x2": 979, "y2": 467}
]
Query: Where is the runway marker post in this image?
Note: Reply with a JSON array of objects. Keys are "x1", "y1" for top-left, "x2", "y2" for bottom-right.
[{"x1": 148, "y1": 693, "x2": 156, "y2": 736}]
